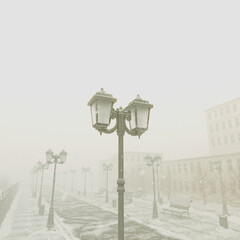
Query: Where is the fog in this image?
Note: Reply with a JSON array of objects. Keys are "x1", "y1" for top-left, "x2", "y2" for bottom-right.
[{"x1": 0, "y1": 1, "x2": 240, "y2": 183}]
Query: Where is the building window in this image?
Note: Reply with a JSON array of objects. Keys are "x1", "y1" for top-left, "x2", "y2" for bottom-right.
[
  {"x1": 218, "y1": 137, "x2": 222, "y2": 146},
  {"x1": 190, "y1": 163, "x2": 194, "y2": 173},
  {"x1": 237, "y1": 159, "x2": 240, "y2": 170},
  {"x1": 172, "y1": 164, "x2": 175, "y2": 173},
  {"x1": 210, "y1": 125, "x2": 213, "y2": 132},
  {"x1": 211, "y1": 139, "x2": 215, "y2": 147},
  {"x1": 226, "y1": 106, "x2": 230, "y2": 114},
  {"x1": 222, "y1": 122, "x2": 226, "y2": 130},
  {"x1": 231, "y1": 135, "x2": 235, "y2": 144},
  {"x1": 178, "y1": 163, "x2": 181, "y2": 173},
  {"x1": 224, "y1": 136, "x2": 228, "y2": 145},
  {"x1": 185, "y1": 181, "x2": 189, "y2": 191},
  {"x1": 233, "y1": 103, "x2": 237, "y2": 112},
  {"x1": 220, "y1": 108, "x2": 223, "y2": 115},
  {"x1": 227, "y1": 159, "x2": 233, "y2": 171},
  {"x1": 236, "y1": 118, "x2": 240, "y2": 127},
  {"x1": 197, "y1": 162, "x2": 201, "y2": 171},
  {"x1": 209, "y1": 161, "x2": 214, "y2": 172},
  {"x1": 215, "y1": 123, "x2": 219, "y2": 131},
  {"x1": 228, "y1": 120, "x2": 232, "y2": 128},
  {"x1": 167, "y1": 165, "x2": 170, "y2": 173},
  {"x1": 184, "y1": 163, "x2": 188, "y2": 173},
  {"x1": 208, "y1": 112, "x2": 211, "y2": 120}
]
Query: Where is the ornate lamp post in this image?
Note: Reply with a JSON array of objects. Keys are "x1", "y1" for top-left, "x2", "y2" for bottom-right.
[
  {"x1": 155, "y1": 156, "x2": 163, "y2": 205},
  {"x1": 82, "y1": 167, "x2": 90, "y2": 196},
  {"x1": 212, "y1": 160, "x2": 229, "y2": 216},
  {"x1": 88, "y1": 88, "x2": 153, "y2": 240},
  {"x1": 46, "y1": 149, "x2": 67, "y2": 229},
  {"x1": 145, "y1": 156, "x2": 158, "y2": 218},
  {"x1": 37, "y1": 161, "x2": 49, "y2": 215},
  {"x1": 103, "y1": 163, "x2": 113, "y2": 203}
]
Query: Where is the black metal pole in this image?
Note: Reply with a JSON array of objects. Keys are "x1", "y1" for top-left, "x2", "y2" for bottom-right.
[
  {"x1": 47, "y1": 160, "x2": 57, "y2": 229},
  {"x1": 152, "y1": 162, "x2": 158, "y2": 218},
  {"x1": 71, "y1": 172, "x2": 74, "y2": 192},
  {"x1": 155, "y1": 163, "x2": 162, "y2": 204},
  {"x1": 33, "y1": 168, "x2": 39, "y2": 198},
  {"x1": 219, "y1": 167, "x2": 229, "y2": 215},
  {"x1": 106, "y1": 168, "x2": 109, "y2": 203},
  {"x1": 38, "y1": 166, "x2": 45, "y2": 207},
  {"x1": 117, "y1": 110, "x2": 125, "y2": 240},
  {"x1": 84, "y1": 171, "x2": 87, "y2": 196}
]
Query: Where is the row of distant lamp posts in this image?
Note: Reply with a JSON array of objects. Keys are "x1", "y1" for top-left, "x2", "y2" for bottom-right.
[{"x1": 88, "y1": 88, "x2": 153, "y2": 240}]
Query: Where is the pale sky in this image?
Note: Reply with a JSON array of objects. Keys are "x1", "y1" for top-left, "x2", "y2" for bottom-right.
[{"x1": 0, "y1": 1, "x2": 240, "y2": 182}]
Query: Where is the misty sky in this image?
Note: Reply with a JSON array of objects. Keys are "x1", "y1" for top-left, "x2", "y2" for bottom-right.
[{"x1": 0, "y1": 1, "x2": 240, "y2": 182}]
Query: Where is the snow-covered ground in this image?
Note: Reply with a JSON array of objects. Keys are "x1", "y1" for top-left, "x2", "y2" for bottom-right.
[
  {"x1": 45, "y1": 191, "x2": 170, "y2": 240},
  {"x1": 74, "y1": 191, "x2": 240, "y2": 240},
  {"x1": 0, "y1": 185, "x2": 75, "y2": 240}
]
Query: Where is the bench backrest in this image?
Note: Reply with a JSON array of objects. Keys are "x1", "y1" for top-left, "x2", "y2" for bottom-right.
[{"x1": 169, "y1": 194, "x2": 191, "y2": 210}]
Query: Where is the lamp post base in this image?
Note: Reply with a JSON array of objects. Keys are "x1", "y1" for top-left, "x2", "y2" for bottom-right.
[
  {"x1": 152, "y1": 200, "x2": 158, "y2": 218},
  {"x1": 46, "y1": 206, "x2": 54, "y2": 229}
]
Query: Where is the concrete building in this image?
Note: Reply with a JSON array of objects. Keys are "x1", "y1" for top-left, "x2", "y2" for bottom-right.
[
  {"x1": 205, "y1": 97, "x2": 240, "y2": 155},
  {"x1": 160, "y1": 153, "x2": 240, "y2": 205}
]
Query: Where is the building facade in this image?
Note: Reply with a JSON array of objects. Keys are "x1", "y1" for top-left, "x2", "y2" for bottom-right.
[
  {"x1": 160, "y1": 153, "x2": 240, "y2": 205},
  {"x1": 205, "y1": 97, "x2": 240, "y2": 155}
]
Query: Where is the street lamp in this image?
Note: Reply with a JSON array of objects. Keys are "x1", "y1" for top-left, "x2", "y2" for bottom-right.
[
  {"x1": 212, "y1": 160, "x2": 229, "y2": 216},
  {"x1": 82, "y1": 167, "x2": 90, "y2": 196},
  {"x1": 155, "y1": 156, "x2": 163, "y2": 205},
  {"x1": 45, "y1": 149, "x2": 67, "y2": 229},
  {"x1": 37, "y1": 161, "x2": 49, "y2": 215},
  {"x1": 145, "y1": 156, "x2": 158, "y2": 218},
  {"x1": 88, "y1": 88, "x2": 153, "y2": 240},
  {"x1": 103, "y1": 163, "x2": 113, "y2": 203}
]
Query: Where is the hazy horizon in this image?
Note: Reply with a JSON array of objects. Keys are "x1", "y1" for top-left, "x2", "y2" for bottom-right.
[{"x1": 1, "y1": 1, "x2": 240, "y2": 183}]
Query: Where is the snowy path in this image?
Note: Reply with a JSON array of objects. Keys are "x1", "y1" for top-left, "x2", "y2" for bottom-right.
[
  {"x1": 45, "y1": 191, "x2": 171, "y2": 240},
  {"x1": 74, "y1": 192, "x2": 240, "y2": 240}
]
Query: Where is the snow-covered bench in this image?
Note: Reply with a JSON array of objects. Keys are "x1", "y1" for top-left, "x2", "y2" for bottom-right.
[{"x1": 162, "y1": 195, "x2": 191, "y2": 218}]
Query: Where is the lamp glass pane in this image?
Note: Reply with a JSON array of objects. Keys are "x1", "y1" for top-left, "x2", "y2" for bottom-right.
[
  {"x1": 136, "y1": 105, "x2": 149, "y2": 129},
  {"x1": 46, "y1": 151, "x2": 53, "y2": 163},
  {"x1": 91, "y1": 102, "x2": 97, "y2": 126},
  {"x1": 60, "y1": 152, "x2": 67, "y2": 163},
  {"x1": 130, "y1": 108, "x2": 136, "y2": 129},
  {"x1": 97, "y1": 100, "x2": 112, "y2": 124}
]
